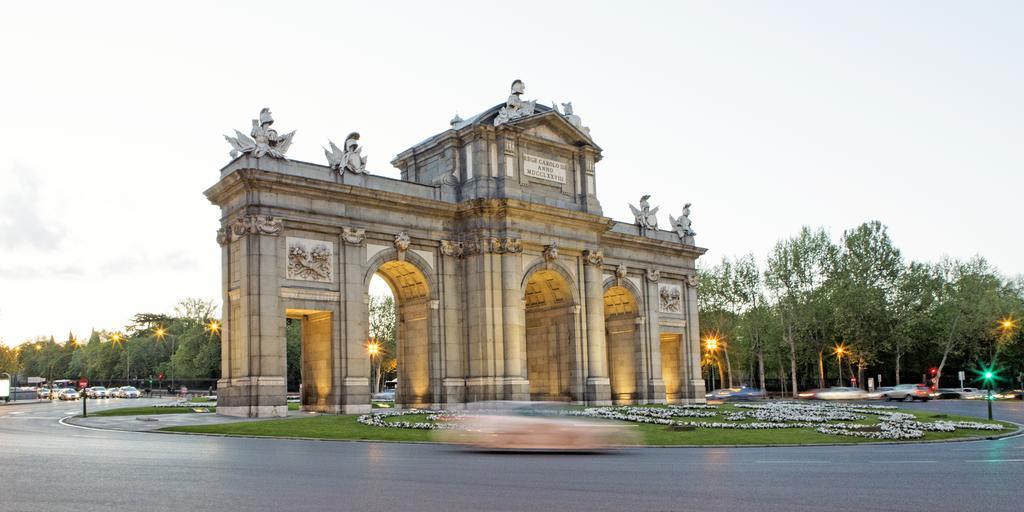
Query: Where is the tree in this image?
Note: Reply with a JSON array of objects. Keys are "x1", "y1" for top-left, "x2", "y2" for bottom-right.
[
  {"x1": 765, "y1": 226, "x2": 833, "y2": 396},
  {"x1": 827, "y1": 221, "x2": 903, "y2": 387},
  {"x1": 369, "y1": 294, "x2": 397, "y2": 393}
]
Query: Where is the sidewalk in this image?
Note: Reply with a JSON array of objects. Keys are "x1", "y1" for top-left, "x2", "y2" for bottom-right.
[
  {"x1": 66, "y1": 410, "x2": 304, "y2": 432},
  {"x1": 1, "y1": 399, "x2": 46, "y2": 406}
]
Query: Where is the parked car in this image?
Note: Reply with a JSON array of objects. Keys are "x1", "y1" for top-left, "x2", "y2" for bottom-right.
[
  {"x1": 706, "y1": 387, "x2": 766, "y2": 401},
  {"x1": 881, "y1": 383, "x2": 931, "y2": 402},
  {"x1": 934, "y1": 387, "x2": 985, "y2": 399},
  {"x1": 119, "y1": 386, "x2": 140, "y2": 399},
  {"x1": 36, "y1": 387, "x2": 51, "y2": 399},
  {"x1": 799, "y1": 387, "x2": 868, "y2": 400},
  {"x1": 58, "y1": 388, "x2": 80, "y2": 400}
]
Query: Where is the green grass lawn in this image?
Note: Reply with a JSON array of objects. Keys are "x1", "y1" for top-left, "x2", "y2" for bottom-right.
[
  {"x1": 91, "y1": 402, "x2": 299, "y2": 417},
  {"x1": 159, "y1": 404, "x2": 1016, "y2": 445},
  {"x1": 162, "y1": 414, "x2": 434, "y2": 442}
]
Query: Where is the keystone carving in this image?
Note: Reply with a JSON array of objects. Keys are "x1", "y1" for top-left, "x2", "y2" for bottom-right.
[
  {"x1": 542, "y1": 241, "x2": 559, "y2": 262},
  {"x1": 440, "y1": 240, "x2": 464, "y2": 258},
  {"x1": 582, "y1": 249, "x2": 603, "y2": 266},
  {"x1": 394, "y1": 231, "x2": 411, "y2": 252},
  {"x1": 615, "y1": 263, "x2": 628, "y2": 280},
  {"x1": 646, "y1": 269, "x2": 661, "y2": 282},
  {"x1": 685, "y1": 274, "x2": 699, "y2": 288}
]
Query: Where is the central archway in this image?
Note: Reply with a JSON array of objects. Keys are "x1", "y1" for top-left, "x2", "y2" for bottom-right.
[
  {"x1": 523, "y1": 267, "x2": 578, "y2": 401},
  {"x1": 366, "y1": 253, "x2": 435, "y2": 407}
]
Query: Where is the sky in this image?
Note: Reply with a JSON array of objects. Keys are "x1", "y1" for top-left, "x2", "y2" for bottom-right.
[{"x1": 1, "y1": 1, "x2": 1021, "y2": 346}]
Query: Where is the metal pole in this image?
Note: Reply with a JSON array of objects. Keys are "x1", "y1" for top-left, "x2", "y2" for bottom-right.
[
  {"x1": 82, "y1": 388, "x2": 87, "y2": 418},
  {"x1": 987, "y1": 387, "x2": 993, "y2": 420}
]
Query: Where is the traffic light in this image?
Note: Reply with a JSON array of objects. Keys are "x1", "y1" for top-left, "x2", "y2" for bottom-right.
[{"x1": 929, "y1": 367, "x2": 937, "y2": 376}]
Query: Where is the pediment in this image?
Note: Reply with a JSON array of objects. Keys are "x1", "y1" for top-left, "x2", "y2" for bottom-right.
[{"x1": 509, "y1": 111, "x2": 601, "y2": 151}]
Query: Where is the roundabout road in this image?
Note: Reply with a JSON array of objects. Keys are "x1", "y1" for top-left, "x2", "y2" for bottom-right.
[{"x1": 1, "y1": 399, "x2": 1022, "y2": 512}]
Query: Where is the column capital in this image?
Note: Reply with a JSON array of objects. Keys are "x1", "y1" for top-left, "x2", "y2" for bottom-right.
[{"x1": 582, "y1": 249, "x2": 604, "y2": 266}]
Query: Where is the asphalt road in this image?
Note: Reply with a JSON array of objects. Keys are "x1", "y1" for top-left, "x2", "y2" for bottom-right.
[{"x1": 1, "y1": 399, "x2": 1022, "y2": 512}]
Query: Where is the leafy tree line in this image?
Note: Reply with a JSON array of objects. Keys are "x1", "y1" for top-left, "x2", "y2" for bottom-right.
[
  {"x1": 699, "y1": 221, "x2": 1023, "y2": 396},
  {"x1": 1, "y1": 298, "x2": 221, "y2": 388}
]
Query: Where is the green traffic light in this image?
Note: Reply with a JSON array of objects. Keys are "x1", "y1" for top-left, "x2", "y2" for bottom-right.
[{"x1": 984, "y1": 371, "x2": 994, "y2": 380}]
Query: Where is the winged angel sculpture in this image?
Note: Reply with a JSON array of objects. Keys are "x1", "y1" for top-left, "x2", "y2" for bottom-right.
[
  {"x1": 669, "y1": 203, "x2": 696, "y2": 241},
  {"x1": 224, "y1": 108, "x2": 295, "y2": 159},
  {"x1": 324, "y1": 132, "x2": 368, "y2": 174},
  {"x1": 629, "y1": 195, "x2": 659, "y2": 233}
]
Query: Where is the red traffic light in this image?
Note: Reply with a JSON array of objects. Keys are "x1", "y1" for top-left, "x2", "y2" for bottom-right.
[{"x1": 929, "y1": 367, "x2": 937, "y2": 375}]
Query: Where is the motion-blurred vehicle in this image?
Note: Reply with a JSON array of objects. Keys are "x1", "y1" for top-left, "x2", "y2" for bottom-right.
[
  {"x1": 865, "y1": 386, "x2": 894, "y2": 399},
  {"x1": 85, "y1": 386, "x2": 108, "y2": 399},
  {"x1": 118, "y1": 386, "x2": 140, "y2": 399},
  {"x1": 57, "y1": 388, "x2": 80, "y2": 400},
  {"x1": 437, "y1": 401, "x2": 637, "y2": 451},
  {"x1": 994, "y1": 389, "x2": 1023, "y2": 400},
  {"x1": 798, "y1": 387, "x2": 867, "y2": 400},
  {"x1": 706, "y1": 387, "x2": 766, "y2": 401},
  {"x1": 933, "y1": 387, "x2": 985, "y2": 399},
  {"x1": 49, "y1": 388, "x2": 70, "y2": 399},
  {"x1": 881, "y1": 384, "x2": 930, "y2": 402},
  {"x1": 36, "y1": 387, "x2": 51, "y2": 399}
]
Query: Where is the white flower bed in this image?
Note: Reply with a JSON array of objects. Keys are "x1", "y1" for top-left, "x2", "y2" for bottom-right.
[
  {"x1": 154, "y1": 400, "x2": 213, "y2": 408},
  {"x1": 353, "y1": 401, "x2": 1004, "y2": 440}
]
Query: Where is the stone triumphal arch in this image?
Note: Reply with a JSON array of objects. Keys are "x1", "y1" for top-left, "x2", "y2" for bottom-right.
[{"x1": 207, "y1": 82, "x2": 707, "y2": 417}]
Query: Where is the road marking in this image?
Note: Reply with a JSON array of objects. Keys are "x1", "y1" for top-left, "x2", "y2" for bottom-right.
[
  {"x1": 755, "y1": 460, "x2": 830, "y2": 464},
  {"x1": 873, "y1": 460, "x2": 937, "y2": 464},
  {"x1": 965, "y1": 459, "x2": 1024, "y2": 463},
  {"x1": 9, "y1": 411, "x2": 25, "y2": 415}
]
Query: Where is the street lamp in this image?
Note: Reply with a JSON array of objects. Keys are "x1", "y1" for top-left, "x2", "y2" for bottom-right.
[
  {"x1": 207, "y1": 320, "x2": 220, "y2": 334},
  {"x1": 154, "y1": 327, "x2": 175, "y2": 392},
  {"x1": 367, "y1": 340, "x2": 381, "y2": 393},
  {"x1": 834, "y1": 345, "x2": 846, "y2": 386},
  {"x1": 704, "y1": 337, "x2": 719, "y2": 391}
]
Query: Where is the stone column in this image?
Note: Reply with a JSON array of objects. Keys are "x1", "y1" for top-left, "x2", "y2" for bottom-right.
[
  {"x1": 684, "y1": 274, "x2": 706, "y2": 403},
  {"x1": 339, "y1": 228, "x2": 371, "y2": 414},
  {"x1": 217, "y1": 215, "x2": 288, "y2": 418},
  {"x1": 439, "y1": 241, "x2": 466, "y2": 406},
  {"x1": 645, "y1": 269, "x2": 667, "y2": 403},
  {"x1": 501, "y1": 239, "x2": 530, "y2": 400},
  {"x1": 582, "y1": 250, "x2": 611, "y2": 405}
]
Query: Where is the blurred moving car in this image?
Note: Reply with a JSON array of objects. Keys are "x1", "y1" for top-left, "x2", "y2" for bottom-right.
[
  {"x1": 994, "y1": 389, "x2": 1023, "y2": 400},
  {"x1": 85, "y1": 386, "x2": 108, "y2": 399},
  {"x1": 798, "y1": 387, "x2": 868, "y2": 400},
  {"x1": 933, "y1": 387, "x2": 985, "y2": 399},
  {"x1": 865, "y1": 386, "x2": 894, "y2": 399},
  {"x1": 881, "y1": 384, "x2": 931, "y2": 402},
  {"x1": 706, "y1": 387, "x2": 766, "y2": 401},
  {"x1": 36, "y1": 387, "x2": 51, "y2": 399},
  {"x1": 437, "y1": 401, "x2": 637, "y2": 451},
  {"x1": 58, "y1": 388, "x2": 80, "y2": 400},
  {"x1": 49, "y1": 388, "x2": 69, "y2": 400}
]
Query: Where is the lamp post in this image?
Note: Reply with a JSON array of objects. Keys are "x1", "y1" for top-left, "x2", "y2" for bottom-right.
[
  {"x1": 983, "y1": 369, "x2": 995, "y2": 420},
  {"x1": 367, "y1": 340, "x2": 381, "y2": 394},
  {"x1": 834, "y1": 345, "x2": 846, "y2": 386},
  {"x1": 705, "y1": 338, "x2": 719, "y2": 391},
  {"x1": 154, "y1": 327, "x2": 174, "y2": 392}
]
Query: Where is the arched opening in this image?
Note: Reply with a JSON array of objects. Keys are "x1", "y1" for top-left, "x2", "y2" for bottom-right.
[
  {"x1": 372, "y1": 260, "x2": 431, "y2": 407},
  {"x1": 603, "y1": 284, "x2": 640, "y2": 404},
  {"x1": 524, "y1": 268, "x2": 576, "y2": 401},
  {"x1": 285, "y1": 308, "x2": 333, "y2": 412}
]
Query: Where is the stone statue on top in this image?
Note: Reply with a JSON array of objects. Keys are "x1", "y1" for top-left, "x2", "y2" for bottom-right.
[{"x1": 494, "y1": 79, "x2": 536, "y2": 126}]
